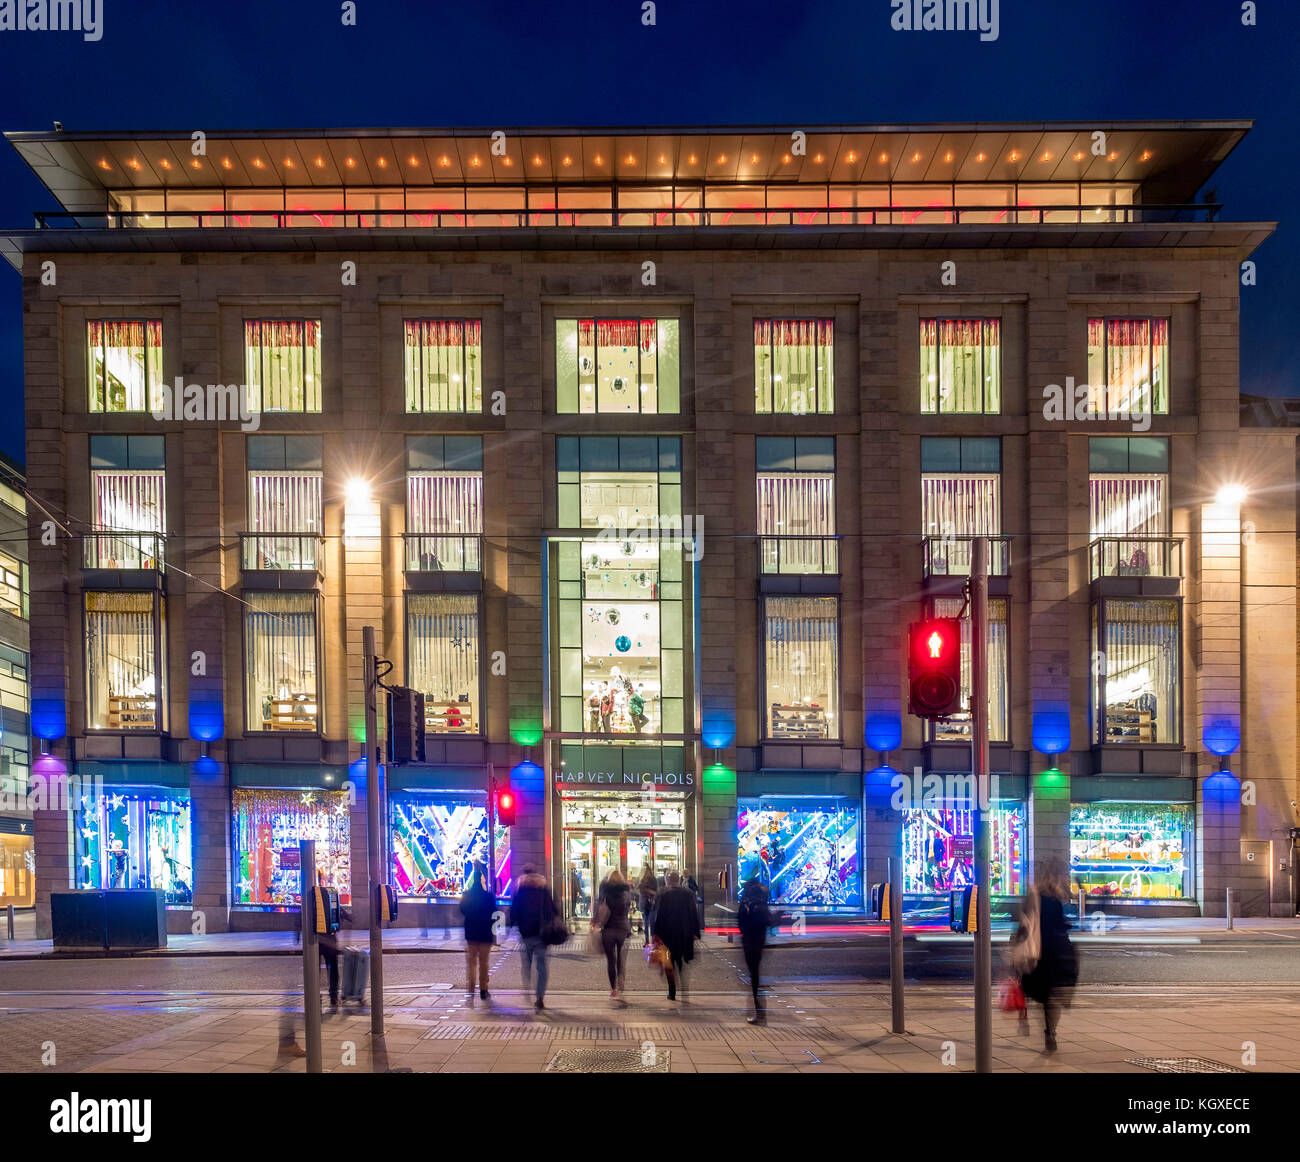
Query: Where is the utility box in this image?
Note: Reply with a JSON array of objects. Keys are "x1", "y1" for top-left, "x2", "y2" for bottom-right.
[{"x1": 51, "y1": 890, "x2": 168, "y2": 952}]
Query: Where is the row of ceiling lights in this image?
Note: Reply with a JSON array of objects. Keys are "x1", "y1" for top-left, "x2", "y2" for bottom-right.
[{"x1": 100, "y1": 146, "x2": 1154, "y2": 174}]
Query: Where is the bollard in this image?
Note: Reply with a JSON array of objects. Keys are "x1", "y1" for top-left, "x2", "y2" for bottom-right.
[
  {"x1": 301, "y1": 839, "x2": 322, "y2": 1074},
  {"x1": 1077, "y1": 887, "x2": 1086, "y2": 926},
  {"x1": 5, "y1": 903, "x2": 13, "y2": 940},
  {"x1": 1225, "y1": 886, "x2": 1234, "y2": 931},
  {"x1": 888, "y1": 856, "x2": 905, "y2": 1034}
]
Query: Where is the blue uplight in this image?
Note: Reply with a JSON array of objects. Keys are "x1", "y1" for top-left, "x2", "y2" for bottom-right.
[
  {"x1": 31, "y1": 697, "x2": 66, "y2": 741},
  {"x1": 865, "y1": 713, "x2": 902, "y2": 752},
  {"x1": 192, "y1": 756, "x2": 222, "y2": 779},
  {"x1": 188, "y1": 697, "x2": 224, "y2": 742},
  {"x1": 702, "y1": 714, "x2": 736, "y2": 749},
  {"x1": 511, "y1": 760, "x2": 544, "y2": 786},
  {"x1": 1203, "y1": 719, "x2": 1240, "y2": 757},
  {"x1": 1032, "y1": 707, "x2": 1071, "y2": 756}
]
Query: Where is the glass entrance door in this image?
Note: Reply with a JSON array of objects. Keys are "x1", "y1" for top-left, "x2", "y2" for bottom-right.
[
  {"x1": 594, "y1": 834, "x2": 621, "y2": 898},
  {"x1": 566, "y1": 831, "x2": 593, "y2": 920}
]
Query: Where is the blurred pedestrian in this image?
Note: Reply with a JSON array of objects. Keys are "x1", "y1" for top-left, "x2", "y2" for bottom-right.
[
  {"x1": 737, "y1": 877, "x2": 772, "y2": 1024},
  {"x1": 651, "y1": 870, "x2": 701, "y2": 1001},
  {"x1": 1018, "y1": 857, "x2": 1078, "y2": 1053},
  {"x1": 637, "y1": 865, "x2": 658, "y2": 945},
  {"x1": 511, "y1": 863, "x2": 560, "y2": 1011},
  {"x1": 459, "y1": 860, "x2": 496, "y2": 1001},
  {"x1": 596, "y1": 868, "x2": 632, "y2": 1000}
]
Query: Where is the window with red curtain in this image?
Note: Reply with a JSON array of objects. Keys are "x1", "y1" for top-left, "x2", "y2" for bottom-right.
[
  {"x1": 244, "y1": 319, "x2": 322, "y2": 413},
  {"x1": 556, "y1": 317, "x2": 678, "y2": 414},
  {"x1": 919, "y1": 318, "x2": 1001, "y2": 414},
  {"x1": 87, "y1": 320, "x2": 163, "y2": 413},
  {"x1": 754, "y1": 319, "x2": 834, "y2": 414},
  {"x1": 404, "y1": 319, "x2": 483, "y2": 413},
  {"x1": 1087, "y1": 317, "x2": 1169, "y2": 417}
]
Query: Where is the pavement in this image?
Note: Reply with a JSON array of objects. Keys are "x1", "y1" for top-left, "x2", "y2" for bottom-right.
[{"x1": 1, "y1": 936, "x2": 1297, "y2": 1074}]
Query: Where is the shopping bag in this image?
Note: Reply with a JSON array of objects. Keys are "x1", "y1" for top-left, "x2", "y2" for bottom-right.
[
  {"x1": 587, "y1": 922, "x2": 605, "y2": 956},
  {"x1": 999, "y1": 976, "x2": 1026, "y2": 1013}
]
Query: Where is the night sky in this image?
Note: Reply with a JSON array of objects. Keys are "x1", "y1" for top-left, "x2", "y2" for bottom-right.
[{"x1": 0, "y1": 0, "x2": 1295, "y2": 466}]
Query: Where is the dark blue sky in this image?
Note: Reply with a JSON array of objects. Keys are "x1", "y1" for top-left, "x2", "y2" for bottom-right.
[{"x1": 0, "y1": 0, "x2": 1295, "y2": 466}]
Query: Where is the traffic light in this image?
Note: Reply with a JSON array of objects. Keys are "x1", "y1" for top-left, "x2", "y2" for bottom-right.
[
  {"x1": 908, "y1": 617, "x2": 962, "y2": 717},
  {"x1": 495, "y1": 787, "x2": 517, "y2": 827},
  {"x1": 386, "y1": 686, "x2": 426, "y2": 763}
]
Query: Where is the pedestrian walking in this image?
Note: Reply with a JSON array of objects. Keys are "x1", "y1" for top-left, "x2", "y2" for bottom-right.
[
  {"x1": 569, "y1": 861, "x2": 589, "y2": 919},
  {"x1": 511, "y1": 863, "x2": 560, "y2": 1011},
  {"x1": 651, "y1": 870, "x2": 701, "y2": 1001},
  {"x1": 459, "y1": 860, "x2": 496, "y2": 1001},
  {"x1": 737, "y1": 877, "x2": 772, "y2": 1024},
  {"x1": 636, "y1": 865, "x2": 658, "y2": 945},
  {"x1": 1016, "y1": 857, "x2": 1078, "y2": 1053},
  {"x1": 595, "y1": 869, "x2": 632, "y2": 1000}
]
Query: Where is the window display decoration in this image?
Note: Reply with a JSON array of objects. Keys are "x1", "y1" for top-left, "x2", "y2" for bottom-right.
[
  {"x1": 901, "y1": 804, "x2": 1024, "y2": 896},
  {"x1": 390, "y1": 796, "x2": 511, "y2": 898},
  {"x1": 232, "y1": 788, "x2": 350, "y2": 907},
  {"x1": 737, "y1": 798, "x2": 861, "y2": 908},
  {"x1": 75, "y1": 789, "x2": 192, "y2": 904},
  {"x1": 1070, "y1": 802, "x2": 1192, "y2": 899}
]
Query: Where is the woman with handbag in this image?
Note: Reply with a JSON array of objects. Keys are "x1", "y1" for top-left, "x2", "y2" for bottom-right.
[
  {"x1": 595, "y1": 869, "x2": 632, "y2": 1000},
  {"x1": 1016, "y1": 857, "x2": 1078, "y2": 1053},
  {"x1": 637, "y1": 865, "x2": 658, "y2": 945}
]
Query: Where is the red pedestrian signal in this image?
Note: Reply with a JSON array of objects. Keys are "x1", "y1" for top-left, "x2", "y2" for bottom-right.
[
  {"x1": 908, "y1": 618, "x2": 962, "y2": 717},
  {"x1": 495, "y1": 788, "x2": 517, "y2": 827}
]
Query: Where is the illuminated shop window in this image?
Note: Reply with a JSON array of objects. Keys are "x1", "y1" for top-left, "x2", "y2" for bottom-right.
[
  {"x1": 1089, "y1": 437, "x2": 1171, "y2": 577},
  {"x1": 1092, "y1": 598, "x2": 1180, "y2": 744},
  {"x1": 737, "y1": 797, "x2": 861, "y2": 908},
  {"x1": 407, "y1": 594, "x2": 480, "y2": 735},
  {"x1": 405, "y1": 435, "x2": 483, "y2": 572},
  {"x1": 927, "y1": 596, "x2": 1009, "y2": 742},
  {"x1": 754, "y1": 319, "x2": 834, "y2": 415},
  {"x1": 245, "y1": 435, "x2": 323, "y2": 572},
  {"x1": 87, "y1": 435, "x2": 165, "y2": 570},
  {"x1": 232, "y1": 787, "x2": 350, "y2": 907},
  {"x1": 390, "y1": 793, "x2": 510, "y2": 899},
  {"x1": 245, "y1": 593, "x2": 320, "y2": 733},
  {"x1": 74, "y1": 788, "x2": 192, "y2": 904},
  {"x1": 920, "y1": 318, "x2": 1001, "y2": 414},
  {"x1": 901, "y1": 804, "x2": 1025, "y2": 896},
  {"x1": 921, "y1": 437, "x2": 1003, "y2": 576},
  {"x1": 556, "y1": 318, "x2": 680, "y2": 414},
  {"x1": 85, "y1": 591, "x2": 165, "y2": 731},
  {"x1": 404, "y1": 320, "x2": 483, "y2": 413},
  {"x1": 1086, "y1": 317, "x2": 1169, "y2": 417},
  {"x1": 1070, "y1": 801, "x2": 1193, "y2": 899},
  {"x1": 0, "y1": 832, "x2": 34, "y2": 908},
  {"x1": 87, "y1": 320, "x2": 164, "y2": 414},
  {"x1": 0, "y1": 550, "x2": 27, "y2": 619},
  {"x1": 763, "y1": 596, "x2": 839, "y2": 741},
  {"x1": 756, "y1": 436, "x2": 837, "y2": 575},
  {"x1": 244, "y1": 319, "x2": 321, "y2": 413}
]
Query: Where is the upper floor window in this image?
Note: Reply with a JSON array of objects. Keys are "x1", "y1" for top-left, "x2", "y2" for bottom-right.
[
  {"x1": 245, "y1": 592, "x2": 320, "y2": 733},
  {"x1": 764, "y1": 595, "x2": 839, "y2": 741},
  {"x1": 756, "y1": 436, "x2": 837, "y2": 574},
  {"x1": 1093, "y1": 598, "x2": 1180, "y2": 745},
  {"x1": 404, "y1": 320, "x2": 482, "y2": 413},
  {"x1": 1089, "y1": 437, "x2": 1172, "y2": 577},
  {"x1": 0, "y1": 552, "x2": 27, "y2": 619},
  {"x1": 1087, "y1": 317, "x2": 1169, "y2": 417},
  {"x1": 556, "y1": 319, "x2": 680, "y2": 414},
  {"x1": 244, "y1": 320, "x2": 321, "y2": 413},
  {"x1": 754, "y1": 319, "x2": 833, "y2": 415},
  {"x1": 85, "y1": 590, "x2": 166, "y2": 731},
  {"x1": 921, "y1": 437, "x2": 1003, "y2": 575},
  {"x1": 557, "y1": 436, "x2": 682, "y2": 530},
  {"x1": 87, "y1": 435, "x2": 165, "y2": 570},
  {"x1": 407, "y1": 594, "x2": 481, "y2": 734},
  {"x1": 920, "y1": 318, "x2": 1001, "y2": 414},
  {"x1": 406, "y1": 436, "x2": 483, "y2": 571},
  {"x1": 88, "y1": 320, "x2": 163, "y2": 414},
  {"x1": 245, "y1": 435, "x2": 323, "y2": 571}
]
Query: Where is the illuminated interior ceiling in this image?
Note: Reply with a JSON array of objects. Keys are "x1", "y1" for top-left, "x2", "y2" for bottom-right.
[{"x1": 5, "y1": 121, "x2": 1251, "y2": 212}]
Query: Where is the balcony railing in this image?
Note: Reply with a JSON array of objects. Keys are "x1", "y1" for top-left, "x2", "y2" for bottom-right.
[
  {"x1": 83, "y1": 531, "x2": 165, "y2": 570},
  {"x1": 1089, "y1": 536, "x2": 1183, "y2": 581},
  {"x1": 759, "y1": 535, "x2": 840, "y2": 576},
  {"x1": 404, "y1": 533, "x2": 483, "y2": 573},
  {"x1": 923, "y1": 535, "x2": 1010, "y2": 578},
  {"x1": 32, "y1": 203, "x2": 1224, "y2": 231},
  {"x1": 241, "y1": 533, "x2": 325, "y2": 574}
]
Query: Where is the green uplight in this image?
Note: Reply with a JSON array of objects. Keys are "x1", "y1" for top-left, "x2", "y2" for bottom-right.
[
  {"x1": 510, "y1": 717, "x2": 543, "y2": 747},
  {"x1": 702, "y1": 762, "x2": 734, "y2": 788},
  {"x1": 350, "y1": 716, "x2": 365, "y2": 744}
]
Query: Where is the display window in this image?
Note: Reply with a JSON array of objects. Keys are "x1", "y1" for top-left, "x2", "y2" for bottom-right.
[
  {"x1": 738, "y1": 797, "x2": 861, "y2": 908},
  {"x1": 87, "y1": 320, "x2": 164, "y2": 414},
  {"x1": 763, "y1": 596, "x2": 839, "y2": 740},
  {"x1": 407, "y1": 594, "x2": 480, "y2": 734},
  {"x1": 0, "y1": 832, "x2": 34, "y2": 908},
  {"x1": 901, "y1": 803, "x2": 1025, "y2": 896},
  {"x1": 244, "y1": 319, "x2": 321, "y2": 413},
  {"x1": 232, "y1": 788, "x2": 350, "y2": 907},
  {"x1": 390, "y1": 792, "x2": 510, "y2": 899},
  {"x1": 1070, "y1": 801, "x2": 1193, "y2": 899},
  {"x1": 756, "y1": 436, "x2": 838, "y2": 575},
  {"x1": 920, "y1": 318, "x2": 1001, "y2": 414},
  {"x1": 245, "y1": 592, "x2": 320, "y2": 732},
  {"x1": 87, "y1": 435, "x2": 166, "y2": 570},
  {"x1": 74, "y1": 788, "x2": 192, "y2": 904},
  {"x1": 1086, "y1": 317, "x2": 1169, "y2": 417},
  {"x1": 753, "y1": 319, "x2": 834, "y2": 415},
  {"x1": 405, "y1": 433, "x2": 483, "y2": 572},
  {"x1": 555, "y1": 318, "x2": 680, "y2": 415},
  {"x1": 84, "y1": 591, "x2": 166, "y2": 731},
  {"x1": 1088, "y1": 436, "x2": 1171, "y2": 577},
  {"x1": 1092, "y1": 598, "x2": 1180, "y2": 744}
]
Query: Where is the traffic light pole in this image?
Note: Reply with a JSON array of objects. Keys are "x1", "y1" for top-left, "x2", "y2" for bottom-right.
[
  {"x1": 970, "y1": 537, "x2": 993, "y2": 1074},
  {"x1": 363, "y1": 624, "x2": 385, "y2": 1036}
]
